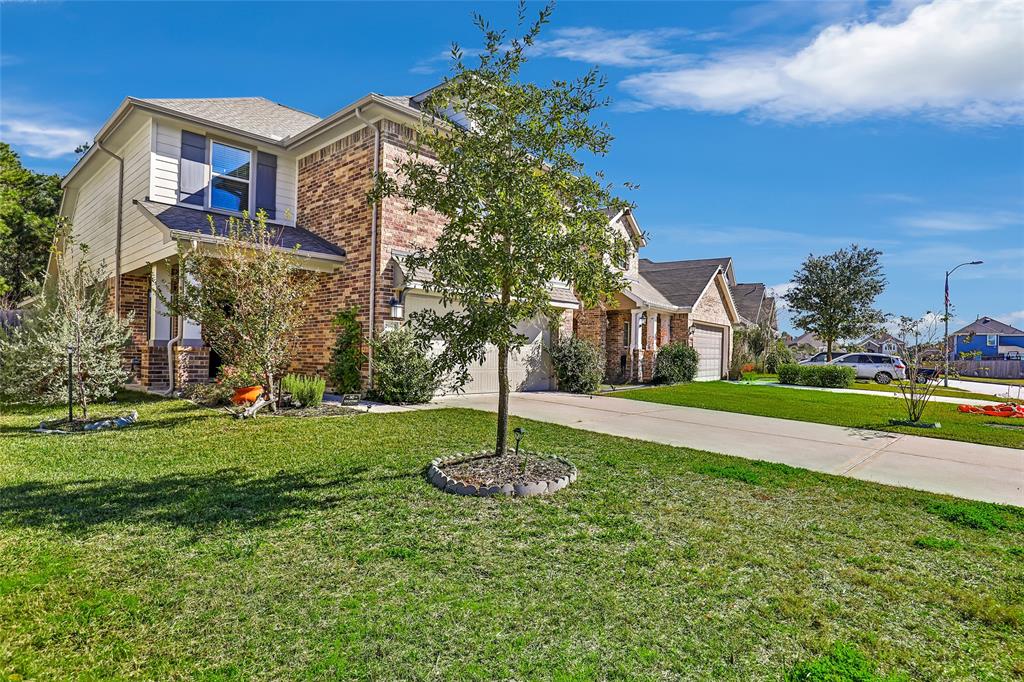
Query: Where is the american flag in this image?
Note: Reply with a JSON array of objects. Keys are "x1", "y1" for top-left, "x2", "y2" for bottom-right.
[{"x1": 945, "y1": 278, "x2": 950, "y2": 309}]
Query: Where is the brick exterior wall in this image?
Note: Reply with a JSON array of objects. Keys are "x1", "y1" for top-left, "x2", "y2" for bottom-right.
[
  {"x1": 118, "y1": 272, "x2": 149, "y2": 383},
  {"x1": 605, "y1": 309, "x2": 631, "y2": 383}
]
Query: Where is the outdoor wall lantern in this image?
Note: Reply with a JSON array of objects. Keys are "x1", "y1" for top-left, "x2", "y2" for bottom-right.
[{"x1": 388, "y1": 295, "x2": 404, "y2": 319}]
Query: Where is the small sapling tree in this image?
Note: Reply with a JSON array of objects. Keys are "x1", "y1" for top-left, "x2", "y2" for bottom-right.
[{"x1": 373, "y1": 3, "x2": 632, "y2": 457}]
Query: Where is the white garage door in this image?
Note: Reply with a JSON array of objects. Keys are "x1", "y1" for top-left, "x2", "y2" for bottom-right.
[
  {"x1": 692, "y1": 324, "x2": 724, "y2": 381},
  {"x1": 403, "y1": 294, "x2": 554, "y2": 394}
]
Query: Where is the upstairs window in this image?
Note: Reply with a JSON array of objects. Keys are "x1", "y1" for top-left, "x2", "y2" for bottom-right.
[{"x1": 210, "y1": 142, "x2": 251, "y2": 212}]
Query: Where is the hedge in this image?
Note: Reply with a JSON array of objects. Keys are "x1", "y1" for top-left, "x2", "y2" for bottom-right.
[{"x1": 777, "y1": 363, "x2": 855, "y2": 388}]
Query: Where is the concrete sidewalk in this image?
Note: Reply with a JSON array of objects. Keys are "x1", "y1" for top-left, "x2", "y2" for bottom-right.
[{"x1": 413, "y1": 392, "x2": 1023, "y2": 506}]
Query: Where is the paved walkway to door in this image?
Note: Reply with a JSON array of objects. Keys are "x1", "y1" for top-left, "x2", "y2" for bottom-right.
[{"x1": 410, "y1": 392, "x2": 1023, "y2": 506}]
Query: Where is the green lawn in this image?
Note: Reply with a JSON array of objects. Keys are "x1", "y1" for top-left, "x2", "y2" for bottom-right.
[
  {"x1": 1, "y1": 393, "x2": 1022, "y2": 680},
  {"x1": 611, "y1": 382, "x2": 1024, "y2": 449},
  {"x1": 741, "y1": 373, "x2": 1014, "y2": 402}
]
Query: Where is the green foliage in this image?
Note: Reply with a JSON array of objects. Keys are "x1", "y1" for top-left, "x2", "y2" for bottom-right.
[
  {"x1": 786, "y1": 244, "x2": 887, "y2": 359},
  {"x1": 327, "y1": 307, "x2": 364, "y2": 394},
  {"x1": 550, "y1": 336, "x2": 603, "y2": 393},
  {"x1": 0, "y1": 143, "x2": 62, "y2": 305},
  {"x1": 779, "y1": 364, "x2": 856, "y2": 388},
  {"x1": 778, "y1": 364, "x2": 802, "y2": 385},
  {"x1": 0, "y1": 227, "x2": 130, "y2": 418},
  {"x1": 927, "y1": 501, "x2": 1022, "y2": 533},
  {"x1": 164, "y1": 210, "x2": 317, "y2": 408},
  {"x1": 912, "y1": 536, "x2": 960, "y2": 550},
  {"x1": 366, "y1": 328, "x2": 439, "y2": 405},
  {"x1": 214, "y1": 365, "x2": 264, "y2": 391},
  {"x1": 372, "y1": 3, "x2": 631, "y2": 452},
  {"x1": 652, "y1": 342, "x2": 699, "y2": 384},
  {"x1": 282, "y1": 374, "x2": 326, "y2": 408},
  {"x1": 787, "y1": 642, "x2": 906, "y2": 681},
  {"x1": 764, "y1": 340, "x2": 795, "y2": 373}
]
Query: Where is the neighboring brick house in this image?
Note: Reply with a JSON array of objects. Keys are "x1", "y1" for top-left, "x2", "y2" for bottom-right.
[{"x1": 55, "y1": 91, "x2": 754, "y2": 392}]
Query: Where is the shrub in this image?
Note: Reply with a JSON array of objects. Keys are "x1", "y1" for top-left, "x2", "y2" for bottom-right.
[
  {"x1": 367, "y1": 328, "x2": 438, "y2": 404},
  {"x1": 802, "y1": 365, "x2": 856, "y2": 388},
  {"x1": 327, "y1": 307, "x2": 364, "y2": 394},
  {"x1": 778, "y1": 364, "x2": 802, "y2": 385},
  {"x1": 764, "y1": 341, "x2": 795, "y2": 373},
  {"x1": 216, "y1": 365, "x2": 264, "y2": 390},
  {"x1": 550, "y1": 337, "x2": 603, "y2": 393},
  {"x1": 282, "y1": 373, "x2": 326, "y2": 407},
  {"x1": 653, "y1": 342, "x2": 699, "y2": 384}
]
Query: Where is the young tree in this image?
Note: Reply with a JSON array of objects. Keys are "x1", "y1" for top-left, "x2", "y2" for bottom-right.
[
  {"x1": 374, "y1": 3, "x2": 632, "y2": 456},
  {"x1": 327, "y1": 307, "x2": 364, "y2": 394},
  {"x1": 165, "y1": 210, "x2": 317, "y2": 412},
  {"x1": 785, "y1": 244, "x2": 886, "y2": 360},
  {"x1": 0, "y1": 143, "x2": 63, "y2": 305},
  {"x1": 892, "y1": 313, "x2": 948, "y2": 424},
  {"x1": 0, "y1": 225, "x2": 130, "y2": 418}
]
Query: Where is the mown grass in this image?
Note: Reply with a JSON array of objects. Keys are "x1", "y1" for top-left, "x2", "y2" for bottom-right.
[
  {"x1": 741, "y1": 373, "x2": 1017, "y2": 402},
  {"x1": 1, "y1": 393, "x2": 1022, "y2": 680},
  {"x1": 612, "y1": 381, "x2": 1024, "y2": 449}
]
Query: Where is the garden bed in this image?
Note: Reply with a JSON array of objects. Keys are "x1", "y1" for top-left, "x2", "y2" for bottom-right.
[
  {"x1": 427, "y1": 451, "x2": 577, "y2": 497},
  {"x1": 269, "y1": 403, "x2": 361, "y2": 418}
]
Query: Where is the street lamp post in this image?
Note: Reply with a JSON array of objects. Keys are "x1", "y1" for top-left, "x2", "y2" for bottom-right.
[{"x1": 944, "y1": 260, "x2": 983, "y2": 387}]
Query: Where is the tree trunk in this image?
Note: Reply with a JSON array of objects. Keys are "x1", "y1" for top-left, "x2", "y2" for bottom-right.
[
  {"x1": 826, "y1": 339, "x2": 833, "y2": 362},
  {"x1": 496, "y1": 342, "x2": 509, "y2": 457},
  {"x1": 266, "y1": 369, "x2": 277, "y2": 412}
]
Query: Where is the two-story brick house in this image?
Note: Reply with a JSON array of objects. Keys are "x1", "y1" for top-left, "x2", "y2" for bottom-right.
[{"x1": 56, "y1": 91, "x2": 751, "y2": 393}]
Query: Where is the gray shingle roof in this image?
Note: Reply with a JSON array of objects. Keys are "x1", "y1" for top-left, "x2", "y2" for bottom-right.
[
  {"x1": 135, "y1": 200, "x2": 345, "y2": 260},
  {"x1": 139, "y1": 97, "x2": 320, "y2": 141},
  {"x1": 730, "y1": 282, "x2": 766, "y2": 324},
  {"x1": 952, "y1": 317, "x2": 1024, "y2": 336},
  {"x1": 637, "y1": 259, "x2": 722, "y2": 309}
]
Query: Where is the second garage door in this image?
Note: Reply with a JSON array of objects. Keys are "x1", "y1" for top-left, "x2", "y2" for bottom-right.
[{"x1": 692, "y1": 324, "x2": 724, "y2": 381}]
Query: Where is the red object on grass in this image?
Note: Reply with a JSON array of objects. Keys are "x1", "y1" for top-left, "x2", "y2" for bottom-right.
[
  {"x1": 231, "y1": 386, "x2": 264, "y2": 405},
  {"x1": 957, "y1": 403, "x2": 1024, "y2": 418}
]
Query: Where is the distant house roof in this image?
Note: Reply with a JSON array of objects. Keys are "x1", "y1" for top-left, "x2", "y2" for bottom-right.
[
  {"x1": 951, "y1": 317, "x2": 1024, "y2": 336},
  {"x1": 138, "y1": 97, "x2": 321, "y2": 141},
  {"x1": 637, "y1": 258, "x2": 724, "y2": 309},
  {"x1": 790, "y1": 332, "x2": 826, "y2": 348},
  {"x1": 134, "y1": 200, "x2": 345, "y2": 262}
]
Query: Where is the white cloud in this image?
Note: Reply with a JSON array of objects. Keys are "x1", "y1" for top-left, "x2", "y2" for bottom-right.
[
  {"x1": 620, "y1": 0, "x2": 1024, "y2": 123},
  {"x1": 1000, "y1": 310, "x2": 1024, "y2": 325},
  {"x1": 1, "y1": 118, "x2": 90, "y2": 158},
  {"x1": 898, "y1": 210, "x2": 1023, "y2": 233},
  {"x1": 531, "y1": 27, "x2": 702, "y2": 68},
  {"x1": 767, "y1": 281, "x2": 796, "y2": 306}
]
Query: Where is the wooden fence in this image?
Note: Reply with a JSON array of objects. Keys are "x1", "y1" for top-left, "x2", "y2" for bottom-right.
[{"x1": 956, "y1": 359, "x2": 1024, "y2": 379}]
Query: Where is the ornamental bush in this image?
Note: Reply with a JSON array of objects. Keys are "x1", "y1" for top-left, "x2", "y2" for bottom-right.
[
  {"x1": 282, "y1": 373, "x2": 326, "y2": 407},
  {"x1": 799, "y1": 365, "x2": 855, "y2": 388},
  {"x1": 764, "y1": 341, "x2": 795, "y2": 374},
  {"x1": 653, "y1": 342, "x2": 699, "y2": 384},
  {"x1": 367, "y1": 328, "x2": 439, "y2": 404},
  {"x1": 327, "y1": 307, "x2": 364, "y2": 394},
  {"x1": 777, "y1": 364, "x2": 802, "y2": 385},
  {"x1": 550, "y1": 337, "x2": 603, "y2": 393}
]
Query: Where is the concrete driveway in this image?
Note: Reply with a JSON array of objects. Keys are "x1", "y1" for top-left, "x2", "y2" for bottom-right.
[{"x1": 415, "y1": 392, "x2": 1023, "y2": 506}]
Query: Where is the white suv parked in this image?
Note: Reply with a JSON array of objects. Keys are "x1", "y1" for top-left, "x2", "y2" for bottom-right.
[{"x1": 830, "y1": 353, "x2": 907, "y2": 384}]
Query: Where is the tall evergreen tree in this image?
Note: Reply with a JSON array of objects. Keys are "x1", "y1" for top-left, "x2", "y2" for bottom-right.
[{"x1": 0, "y1": 143, "x2": 62, "y2": 305}]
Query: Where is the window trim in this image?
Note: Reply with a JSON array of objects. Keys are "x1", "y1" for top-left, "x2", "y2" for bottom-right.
[
  {"x1": 986, "y1": 334, "x2": 997, "y2": 347},
  {"x1": 207, "y1": 139, "x2": 254, "y2": 214}
]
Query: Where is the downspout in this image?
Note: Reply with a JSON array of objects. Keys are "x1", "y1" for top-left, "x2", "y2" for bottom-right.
[
  {"x1": 94, "y1": 142, "x2": 124, "y2": 318},
  {"x1": 354, "y1": 107, "x2": 381, "y2": 388}
]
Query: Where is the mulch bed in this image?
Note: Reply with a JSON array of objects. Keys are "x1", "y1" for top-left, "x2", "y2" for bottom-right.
[
  {"x1": 267, "y1": 403, "x2": 361, "y2": 418},
  {"x1": 36, "y1": 411, "x2": 138, "y2": 434},
  {"x1": 442, "y1": 452, "x2": 573, "y2": 487}
]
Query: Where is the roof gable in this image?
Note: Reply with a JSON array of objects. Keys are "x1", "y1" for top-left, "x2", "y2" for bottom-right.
[
  {"x1": 139, "y1": 97, "x2": 320, "y2": 141},
  {"x1": 952, "y1": 317, "x2": 1024, "y2": 336}
]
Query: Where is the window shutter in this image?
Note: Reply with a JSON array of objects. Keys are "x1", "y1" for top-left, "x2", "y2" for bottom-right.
[
  {"x1": 179, "y1": 131, "x2": 207, "y2": 206},
  {"x1": 255, "y1": 151, "x2": 277, "y2": 219}
]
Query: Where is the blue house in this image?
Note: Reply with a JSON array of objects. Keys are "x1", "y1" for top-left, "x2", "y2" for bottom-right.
[{"x1": 951, "y1": 317, "x2": 1024, "y2": 359}]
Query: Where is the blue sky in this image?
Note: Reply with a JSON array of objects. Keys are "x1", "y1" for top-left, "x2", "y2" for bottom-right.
[{"x1": 2, "y1": 0, "x2": 1022, "y2": 333}]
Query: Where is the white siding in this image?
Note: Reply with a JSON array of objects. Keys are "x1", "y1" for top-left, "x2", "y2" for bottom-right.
[
  {"x1": 150, "y1": 119, "x2": 181, "y2": 204},
  {"x1": 149, "y1": 117, "x2": 296, "y2": 225},
  {"x1": 120, "y1": 120, "x2": 172, "y2": 274}
]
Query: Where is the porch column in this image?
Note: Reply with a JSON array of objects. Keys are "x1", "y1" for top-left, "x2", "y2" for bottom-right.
[
  {"x1": 630, "y1": 309, "x2": 642, "y2": 382},
  {"x1": 645, "y1": 311, "x2": 657, "y2": 350},
  {"x1": 150, "y1": 263, "x2": 172, "y2": 341}
]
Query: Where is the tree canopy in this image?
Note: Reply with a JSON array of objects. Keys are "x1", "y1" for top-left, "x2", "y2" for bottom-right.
[
  {"x1": 0, "y1": 143, "x2": 62, "y2": 306},
  {"x1": 785, "y1": 244, "x2": 887, "y2": 360},
  {"x1": 374, "y1": 2, "x2": 633, "y2": 455}
]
